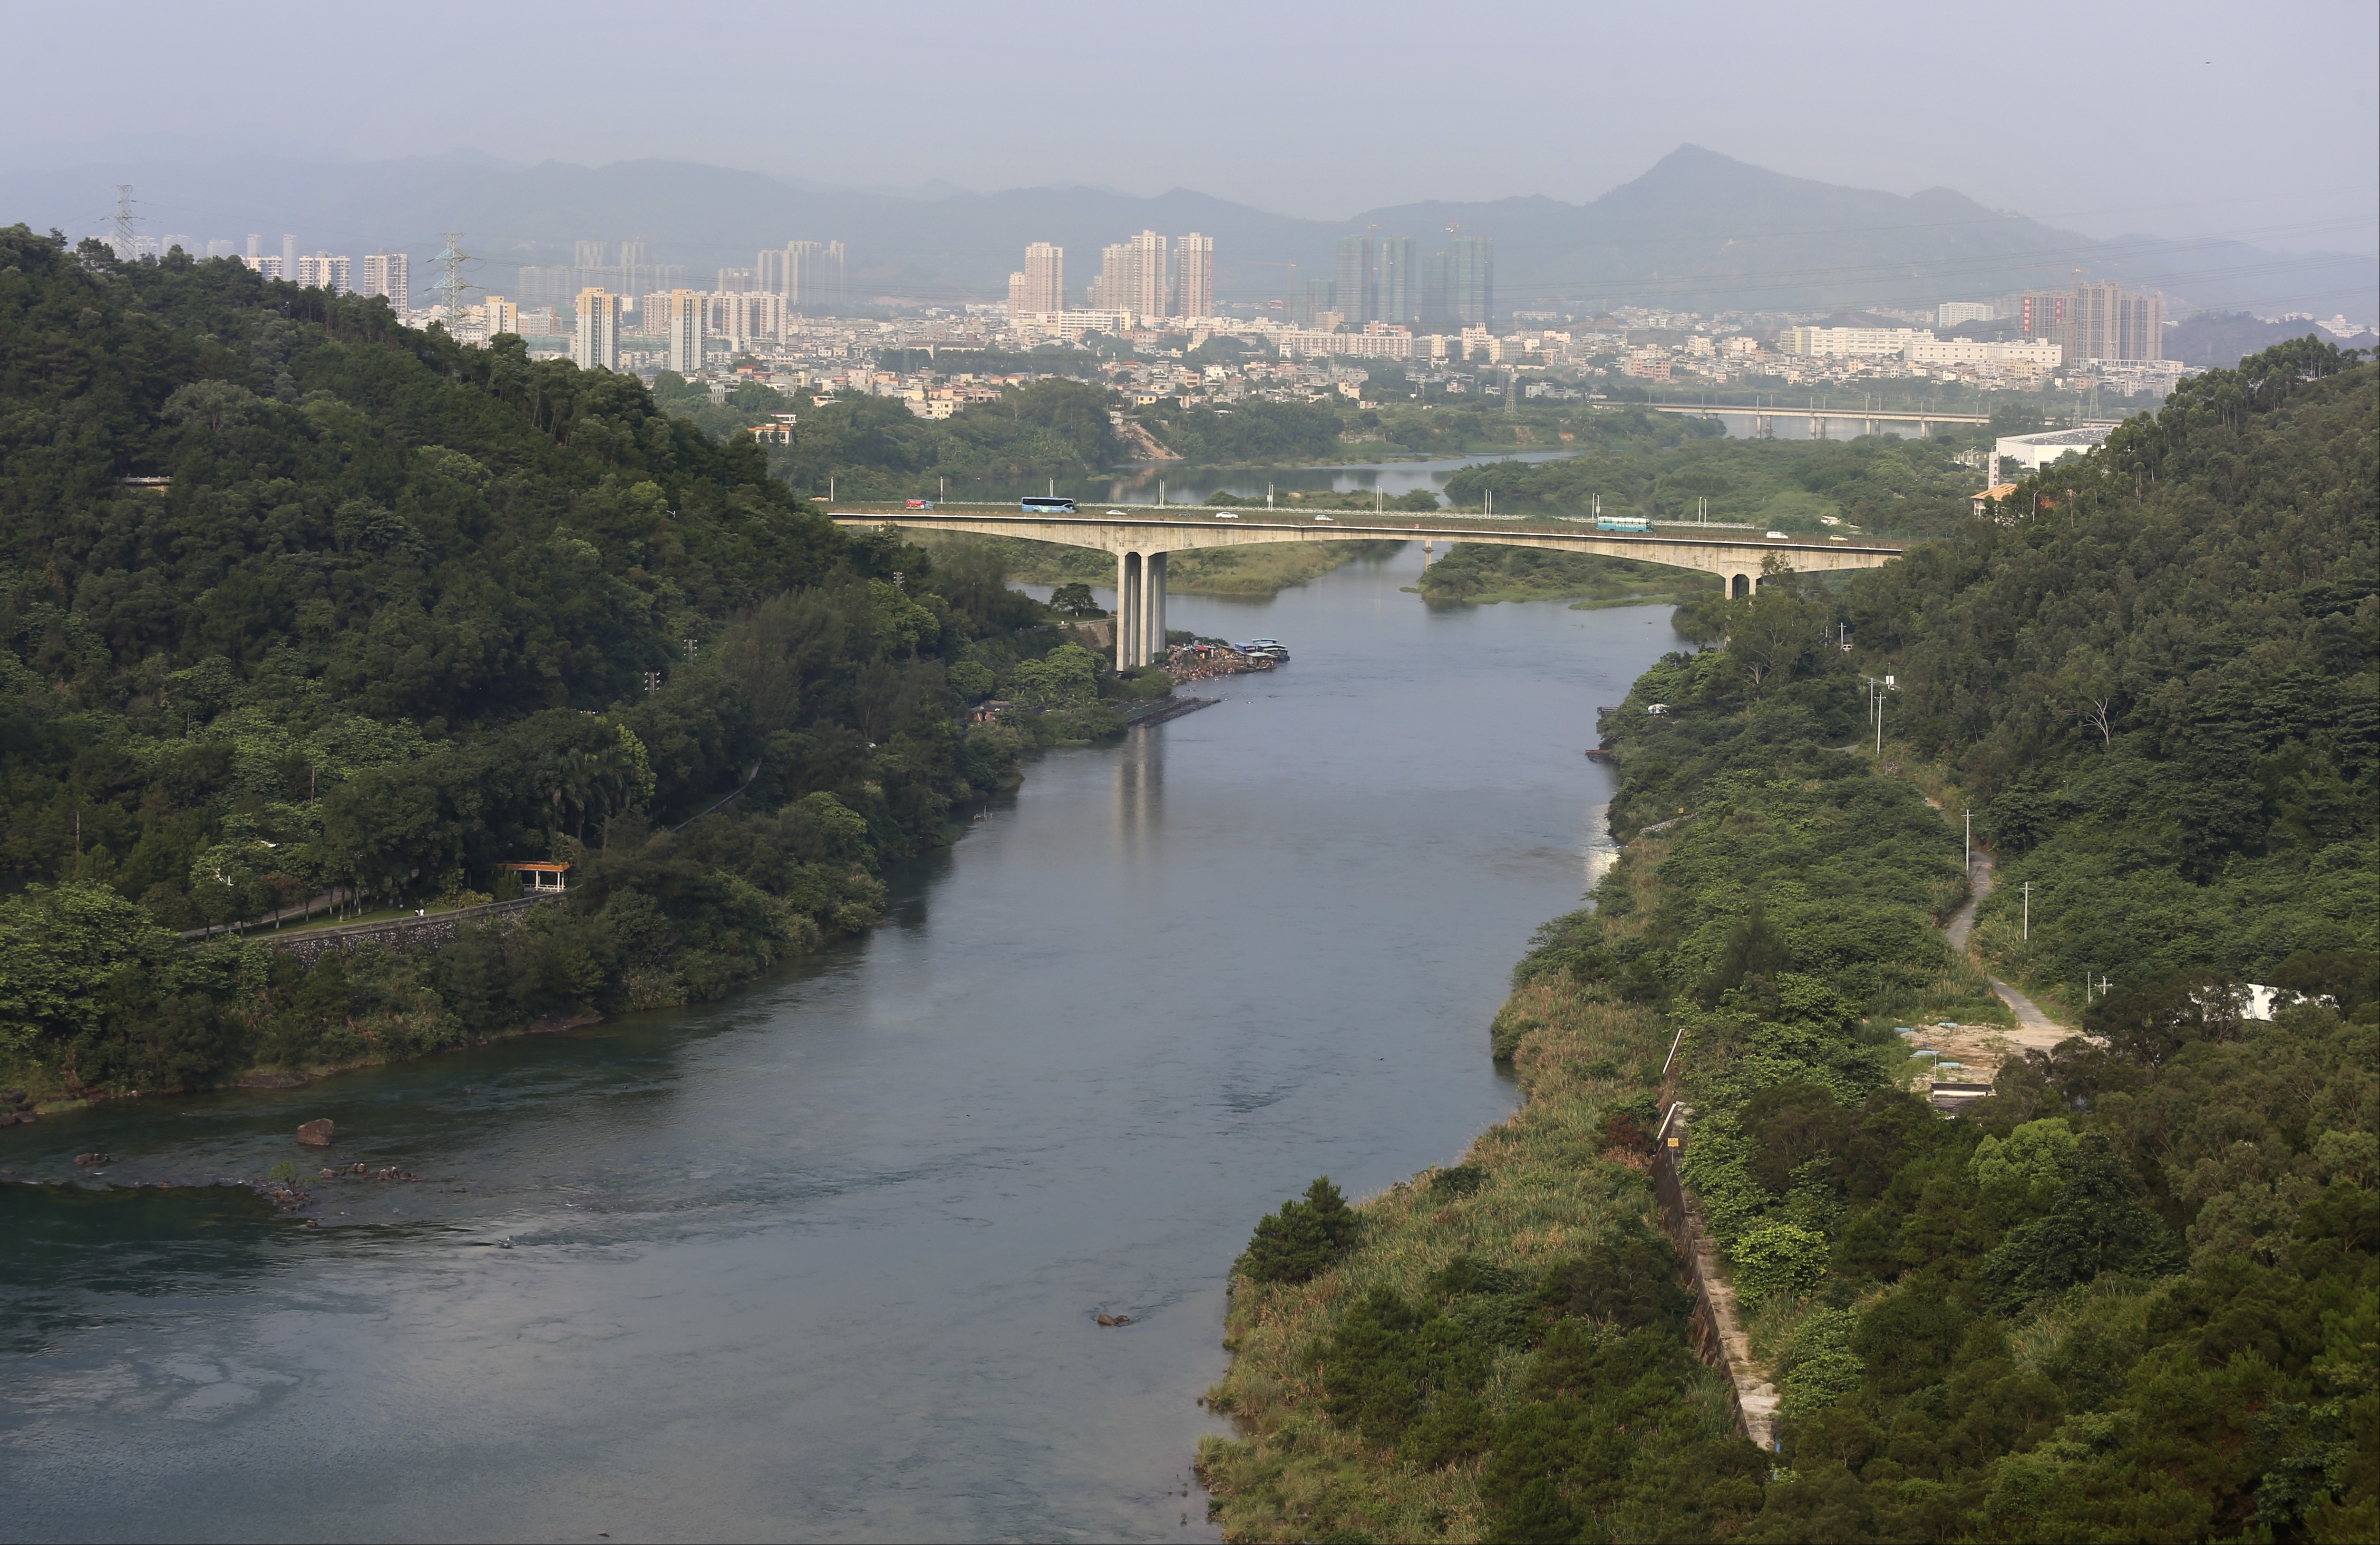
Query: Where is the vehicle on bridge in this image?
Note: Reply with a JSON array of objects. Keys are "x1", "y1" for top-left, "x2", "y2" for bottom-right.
[
  {"x1": 1596, "y1": 515, "x2": 1651, "y2": 533},
  {"x1": 1213, "y1": 511, "x2": 1238, "y2": 520},
  {"x1": 1022, "y1": 496, "x2": 1078, "y2": 514},
  {"x1": 906, "y1": 499, "x2": 935, "y2": 510}
]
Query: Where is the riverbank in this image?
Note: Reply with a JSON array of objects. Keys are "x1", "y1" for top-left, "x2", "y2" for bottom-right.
[
  {"x1": 1196, "y1": 654, "x2": 2008, "y2": 1541},
  {"x1": 908, "y1": 529, "x2": 1404, "y2": 597},
  {"x1": 3, "y1": 553, "x2": 1677, "y2": 1543},
  {"x1": 1411, "y1": 543, "x2": 1719, "y2": 609}
]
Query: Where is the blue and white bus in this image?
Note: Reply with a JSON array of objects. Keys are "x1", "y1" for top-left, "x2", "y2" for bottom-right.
[
  {"x1": 1021, "y1": 496, "x2": 1079, "y2": 514},
  {"x1": 1596, "y1": 514, "x2": 1651, "y2": 533}
]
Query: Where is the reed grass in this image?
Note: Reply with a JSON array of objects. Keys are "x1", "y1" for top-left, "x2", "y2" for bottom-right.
[{"x1": 1196, "y1": 983, "x2": 1732, "y2": 1543}]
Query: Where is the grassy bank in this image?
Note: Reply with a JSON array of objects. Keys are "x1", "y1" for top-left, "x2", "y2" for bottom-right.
[
  {"x1": 908, "y1": 531, "x2": 1406, "y2": 597},
  {"x1": 1414, "y1": 545, "x2": 1719, "y2": 609},
  {"x1": 1198, "y1": 980, "x2": 1741, "y2": 1543}
]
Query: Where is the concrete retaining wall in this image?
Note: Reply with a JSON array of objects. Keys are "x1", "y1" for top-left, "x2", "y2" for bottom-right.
[{"x1": 1653, "y1": 1142, "x2": 1780, "y2": 1450}]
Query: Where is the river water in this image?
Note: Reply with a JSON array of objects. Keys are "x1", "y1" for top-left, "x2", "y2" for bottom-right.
[{"x1": 0, "y1": 547, "x2": 1680, "y2": 1544}]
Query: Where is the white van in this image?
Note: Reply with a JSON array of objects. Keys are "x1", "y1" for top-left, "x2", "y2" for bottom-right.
[
  {"x1": 1765, "y1": 531, "x2": 1788, "y2": 539},
  {"x1": 1213, "y1": 511, "x2": 1239, "y2": 520}
]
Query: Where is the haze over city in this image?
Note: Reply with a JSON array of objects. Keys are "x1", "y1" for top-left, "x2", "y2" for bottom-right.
[{"x1": 3, "y1": 6, "x2": 2376, "y2": 1545}]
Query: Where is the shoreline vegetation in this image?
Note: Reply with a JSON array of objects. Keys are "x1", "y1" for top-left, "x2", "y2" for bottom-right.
[
  {"x1": 1199, "y1": 340, "x2": 2377, "y2": 1545},
  {"x1": 907, "y1": 528, "x2": 1408, "y2": 598},
  {"x1": 0, "y1": 229, "x2": 1160, "y2": 1116}
]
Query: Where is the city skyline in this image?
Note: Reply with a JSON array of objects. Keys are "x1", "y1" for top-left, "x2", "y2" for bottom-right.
[
  {"x1": 34, "y1": 141, "x2": 2374, "y2": 331},
  {"x1": 3, "y1": 1, "x2": 2370, "y2": 257}
]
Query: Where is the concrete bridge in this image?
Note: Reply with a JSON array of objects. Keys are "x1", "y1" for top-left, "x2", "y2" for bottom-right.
[
  {"x1": 831, "y1": 509, "x2": 1906, "y2": 668},
  {"x1": 1641, "y1": 402, "x2": 2123, "y2": 439}
]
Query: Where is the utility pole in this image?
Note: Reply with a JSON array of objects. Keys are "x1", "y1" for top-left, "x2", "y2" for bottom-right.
[
  {"x1": 1964, "y1": 808, "x2": 1971, "y2": 874},
  {"x1": 2022, "y1": 881, "x2": 2031, "y2": 941}
]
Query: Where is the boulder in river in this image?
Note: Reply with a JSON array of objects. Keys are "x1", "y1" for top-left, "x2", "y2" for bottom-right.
[{"x1": 296, "y1": 1119, "x2": 335, "y2": 1147}]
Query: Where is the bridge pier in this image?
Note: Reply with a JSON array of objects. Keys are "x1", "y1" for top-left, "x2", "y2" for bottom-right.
[{"x1": 1113, "y1": 550, "x2": 1167, "y2": 669}]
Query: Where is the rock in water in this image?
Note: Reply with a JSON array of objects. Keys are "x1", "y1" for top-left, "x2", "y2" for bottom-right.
[{"x1": 297, "y1": 1119, "x2": 335, "y2": 1147}]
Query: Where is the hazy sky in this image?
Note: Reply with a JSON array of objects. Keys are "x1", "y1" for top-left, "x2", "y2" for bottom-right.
[{"x1": 10, "y1": 0, "x2": 2376, "y2": 253}]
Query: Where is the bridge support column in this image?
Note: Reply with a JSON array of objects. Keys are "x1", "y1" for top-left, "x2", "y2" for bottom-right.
[
  {"x1": 1146, "y1": 550, "x2": 1166, "y2": 666},
  {"x1": 1115, "y1": 551, "x2": 1140, "y2": 670}
]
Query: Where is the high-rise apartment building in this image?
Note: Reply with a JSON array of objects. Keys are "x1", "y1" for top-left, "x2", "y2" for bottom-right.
[
  {"x1": 1377, "y1": 236, "x2": 1417, "y2": 328},
  {"x1": 282, "y1": 235, "x2": 298, "y2": 276},
  {"x1": 1446, "y1": 237, "x2": 1495, "y2": 327},
  {"x1": 716, "y1": 268, "x2": 754, "y2": 293},
  {"x1": 1085, "y1": 232, "x2": 1175, "y2": 320},
  {"x1": 482, "y1": 295, "x2": 519, "y2": 337},
  {"x1": 1936, "y1": 301, "x2": 1994, "y2": 327},
  {"x1": 296, "y1": 252, "x2": 352, "y2": 293},
  {"x1": 572, "y1": 288, "x2": 620, "y2": 371},
  {"x1": 1173, "y1": 234, "x2": 1212, "y2": 321},
  {"x1": 665, "y1": 289, "x2": 704, "y2": 376},
  {"x1": 1127, "y1": 231, "x2": 1169, "y2": 319},
  {"x1": 1023, "y1": 241, "x2": 1065, "y2": 315},
  {"x1": 758, "y1": 241, "x2": 846, "y2": 312},
  {"x1": 2066, "y1": 280, "x2": 2163, "y2": 362},
  {"x1": 1088, "y1": 243, "x2": 1130, "y2": 311},
  {"x1": 575, "y1": 239, "x2": 608, "y2": 268},
  {"x1": 246, "y1": 234, "x2": 262, "y2": 264},
  {"x1": 207, "y1": 240, "x2": 237, "y2": 261},
  {"x1": 2018, "y1": 290, "x2": 2066, "y2": 341},
  {"x1": 1336, "y1": 236, "x2": 1376, "y2": 326},
  {"x1": 360, "y1": 251, "x2": 409, "y2": 309}
]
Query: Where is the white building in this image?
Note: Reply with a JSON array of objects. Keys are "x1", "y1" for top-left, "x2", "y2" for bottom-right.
[
  {"x1": 1936, "y1": 302, "x2": 1995, "y2": 326},
  {"x1": 1904, "y1": 338, "x2": 2062, "y2": 368},
  {"x1": 1994, "y1": 425, "x2": 2112, "y2": 472},
  {"x1": 665, "y1": 289, "x2": 704, "y2": 376},
  {"x1": 572, "y1": 288, "x2": 621, "y2": 371},
  {"x1": 359, "y1": 251, "x2": 408, "y2": 309},
  {"x1": 1777, "y1": 325, "x2": 1925, "y2": 357}
]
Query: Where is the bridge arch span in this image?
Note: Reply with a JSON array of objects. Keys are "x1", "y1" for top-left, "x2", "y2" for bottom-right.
[{"x1": 831, "y1": 510, "x2": 1903, "y2": 667}]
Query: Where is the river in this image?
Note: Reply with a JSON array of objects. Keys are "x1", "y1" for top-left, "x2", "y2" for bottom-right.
[{"x1": 0, "y1": 546, "x2": 1681, "y2": 1544}]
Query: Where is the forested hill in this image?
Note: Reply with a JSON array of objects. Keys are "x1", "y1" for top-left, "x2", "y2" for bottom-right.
[
  {"x1": 1199, "y1": 341, "x2": 2375, "y2": 1544},
  {"x1": 0, "y1": 227, "x2": 1054, "y2": 1095},
  {"x1": 1847, "y1": 338, "x2": 2376, "y2": 997}
]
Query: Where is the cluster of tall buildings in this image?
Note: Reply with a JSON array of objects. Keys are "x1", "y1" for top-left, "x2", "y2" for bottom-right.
[
  {"x1": 1303, "y1": 233, "x2": 1493, "y2": 330},
  {"x1": 1004, "y1": 232, "x2": 1214, "y2": 323},
  {"x1": 515, "y1": 238, "x2": 845, "y2": 316},
  {"x1": 2024, "y1": 280, "x2": 2165, "y2": 363},
  {"x1": 136, "y1": 231, "x2": 408, "y2": 309}
]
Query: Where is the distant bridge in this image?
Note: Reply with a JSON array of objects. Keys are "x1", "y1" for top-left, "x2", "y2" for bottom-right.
[
  {"x1": 1639, "y1": 402, "x2": 2123, "y2": 438},
  {"x1": 831, "y1": 509, "x2": 1907, "y2": 668}
]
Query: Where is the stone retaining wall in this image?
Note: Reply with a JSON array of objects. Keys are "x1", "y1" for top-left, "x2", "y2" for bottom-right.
[{"x1": 257, "y1": 896, "x2": 556, "y2": 967}]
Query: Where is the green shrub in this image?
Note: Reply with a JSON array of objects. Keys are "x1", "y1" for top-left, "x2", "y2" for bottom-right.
[
  {"x1": 1241, "y1": 1176, "x2": 1361, "y2": 1285},
  {"x1": 1728, "y1": 1221, "x2": 1828, "y2": 1303}
]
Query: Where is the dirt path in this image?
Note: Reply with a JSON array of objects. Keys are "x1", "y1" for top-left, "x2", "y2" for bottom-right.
[{"x1": 1943, "y1": 831, "x2": 2073, "y2": 1053}]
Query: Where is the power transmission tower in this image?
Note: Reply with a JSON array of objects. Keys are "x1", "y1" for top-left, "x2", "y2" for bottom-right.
[
  {"x1": 107, "y1": 184, "x2": 139, "y2": 260},
  {"x1": 428, "y1": 231, "x2": 474, "y2": 328}
]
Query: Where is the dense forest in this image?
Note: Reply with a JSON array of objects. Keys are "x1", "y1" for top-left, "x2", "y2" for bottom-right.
[
  {"x1": 0, "y1": 228, "x2": 1117, "y2": 1098},
  {"x1": 1199, "y1": 341, "x2": 2376, "y2": 1543},
  {"x1": 1442, "y1": 421, "x2": 1991, "y2": 535}
]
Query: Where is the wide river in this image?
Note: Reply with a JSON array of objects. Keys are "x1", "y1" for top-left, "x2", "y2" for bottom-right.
[{"x1": 1, "y1": 546, "x2": 1679, "y2": 1543}]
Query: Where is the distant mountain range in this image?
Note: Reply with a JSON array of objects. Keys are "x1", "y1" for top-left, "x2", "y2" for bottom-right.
[{"x1": 2, "y1": 145, "x2": 2370, "y2": 326}]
